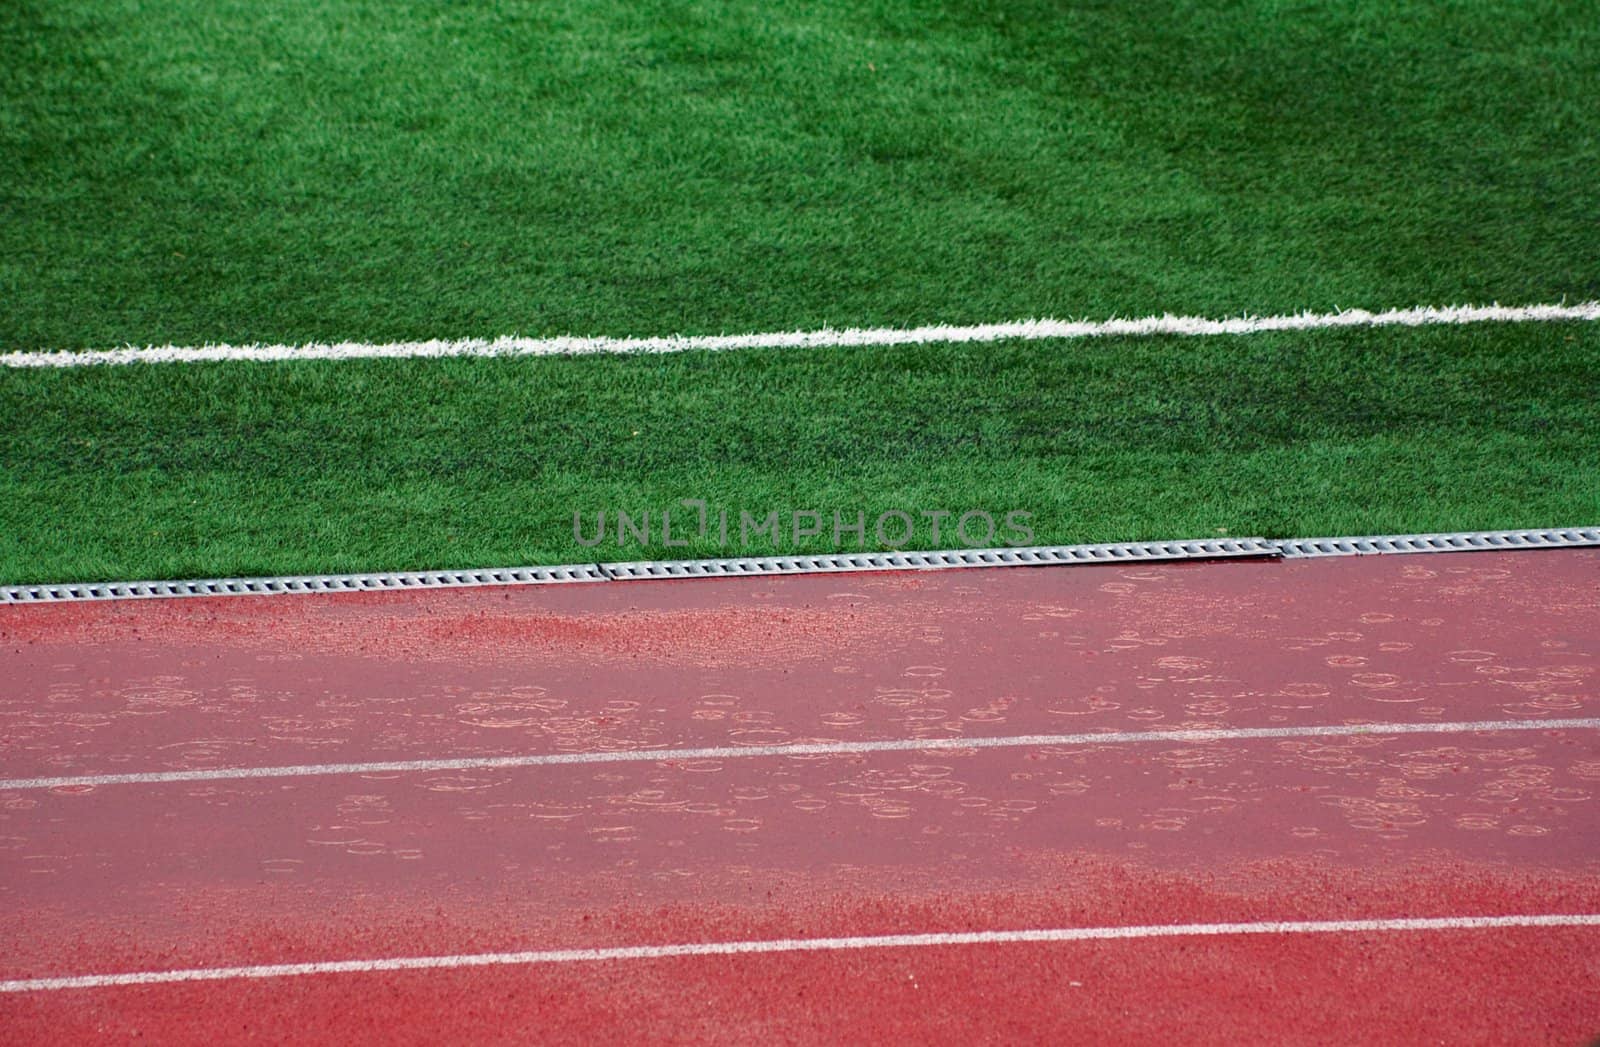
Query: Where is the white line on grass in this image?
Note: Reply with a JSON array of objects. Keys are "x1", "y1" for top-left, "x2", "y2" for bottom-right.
[
  {"x1": 4, "y1": 301, "x2": 1597, "y2": 367},
  {"x1": 4, "y1": 914, "x2": 1597, "y2": 992},
  {"x1": 5, "y1": 717, "x2": 1596, "y2": 792}
]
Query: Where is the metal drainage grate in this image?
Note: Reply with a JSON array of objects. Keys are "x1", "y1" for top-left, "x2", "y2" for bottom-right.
[
  {"x1": 1, "y1": 539, "x2": 1273, "y2": 603},
  {"x1": 1274, "y1": 527, "x2": 1600, "y2": 558},
  {"x1": 2, "y1": 529, "x2": 1595, "y2": 604},
  {"x1": 597, "y1": 538, "x2": 1274, "y2": 581},
  {"x1": 0, "y1": 564, "x2": 608, "y2": 604}
]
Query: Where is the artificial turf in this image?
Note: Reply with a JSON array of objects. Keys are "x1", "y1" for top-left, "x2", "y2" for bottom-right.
[
  {"x1": 3, "y1": 0, "x2": 1597, "y2": 350},
  {"x1": 2, "y1": 322, "x2": 1597, "y2": 583},
  {"x1": 3, "y1": 1, "x2": 1598, "y2": 582}
]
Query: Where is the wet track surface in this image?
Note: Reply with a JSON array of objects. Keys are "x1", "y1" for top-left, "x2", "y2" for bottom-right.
[{"x1": 2, "y1": 550, "x2": 1598, "y2": 1043}]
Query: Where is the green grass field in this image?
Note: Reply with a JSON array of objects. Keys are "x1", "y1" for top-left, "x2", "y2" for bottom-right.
[{"x1": 3, "y1": 0, "x2": 1598, "y2": 583}]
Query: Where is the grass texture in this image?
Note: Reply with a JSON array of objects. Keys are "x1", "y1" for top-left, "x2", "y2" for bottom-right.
[
  {"x1": 3, "y1": 1, "x2": 1597, "y2": 581},
  {"x1": 3, "y1": 0, "x2": 1598, "y2": 349},
  {"x1": 2, "y1": 322, "x2": 1596, "y2": 583}
]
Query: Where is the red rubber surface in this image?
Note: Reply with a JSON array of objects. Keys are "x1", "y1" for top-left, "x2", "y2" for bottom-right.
[{"x1": 2, "y1": 550, "x2": 1598, "y2": 1043}]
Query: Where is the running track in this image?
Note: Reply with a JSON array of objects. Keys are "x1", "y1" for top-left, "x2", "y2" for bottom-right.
[{"x1": 2, "y1": 550, "x2": 1598, "y2": 1043}]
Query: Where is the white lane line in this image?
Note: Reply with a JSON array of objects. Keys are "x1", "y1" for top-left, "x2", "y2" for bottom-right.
[
  {"x1": 5, "y1": 717, "x2": 1597, "y2": 792},
  {"x1": 4, "y1": 301, "x2": 1596, "y2": 368},
  {"x1": 5, "y1": 914, "x2": 1598, "y2": 993}
]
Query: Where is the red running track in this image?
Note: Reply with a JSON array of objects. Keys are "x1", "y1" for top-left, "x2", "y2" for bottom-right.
[{"x1": 1, "y1": 550, "x2": 1598, "y2": 1043}]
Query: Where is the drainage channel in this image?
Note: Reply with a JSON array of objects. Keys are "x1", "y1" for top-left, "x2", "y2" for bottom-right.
[{"x1": 2, "y1": 528, "x2": 1596, "y2": 604}]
